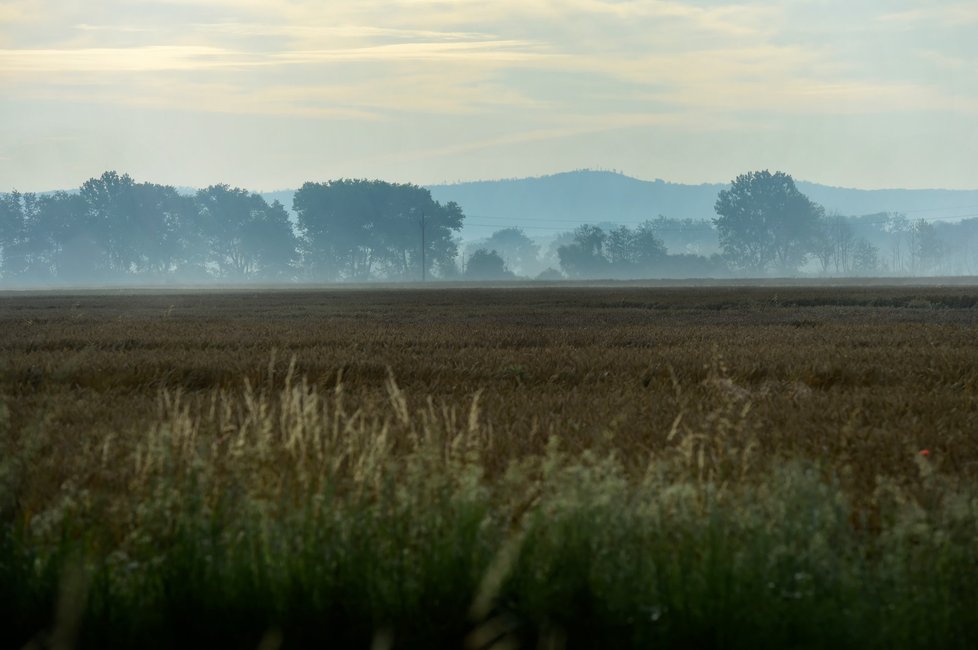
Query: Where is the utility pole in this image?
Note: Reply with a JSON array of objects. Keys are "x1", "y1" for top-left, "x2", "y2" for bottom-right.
[{"x1": 420, "y1": 211, "x2": 426, "y2": 282}]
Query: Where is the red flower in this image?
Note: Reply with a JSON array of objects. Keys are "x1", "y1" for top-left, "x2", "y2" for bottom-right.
[{"x1": 919, "y1": 449, "x2": 930, "y2": 457}]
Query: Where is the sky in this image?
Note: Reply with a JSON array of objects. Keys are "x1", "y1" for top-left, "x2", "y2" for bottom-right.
[{"x1": 1, "y1": 0, "x2": 976, "y2": 192}]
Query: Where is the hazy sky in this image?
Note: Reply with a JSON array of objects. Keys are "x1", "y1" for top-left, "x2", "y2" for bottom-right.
[{"x1": 2, "y1": 0, "x2": 976, "y2": 191}]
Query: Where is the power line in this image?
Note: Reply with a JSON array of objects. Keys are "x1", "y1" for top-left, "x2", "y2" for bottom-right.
[
  {"x1": 462, "y1": 211, "x2": 978, "y2": 234},
  {"x1": 464, "y1": 204, "x2": 978, "y2": 225},
  {"x1": 830, "y1": 212, "x2": 978, "y2": 226},
  {"x1": 898, "y1": 204, "x2": 978, "y2": 214}
]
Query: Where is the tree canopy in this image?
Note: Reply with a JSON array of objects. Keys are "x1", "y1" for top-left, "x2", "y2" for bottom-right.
[
  {"x1": 7, "y1": 168, "x2": 968, "y2": 284},
  {"x1": 714, "y1": 170, "x2": 824, "y2": 273},
  {"x1": 196, "y1": 184, "x2": 298, "y2": 279},
  {"x1": 464, "y1": 249, "x2": 513, "y2": 280},
  {"x1": 471, "y1": 228, "x2": 540, "y2": 277},
  {"x1": 0, "y1": 173, "x2": 305, "y2": 282},
  {"x1": 557, "y1": 222, "x2": 671, "y2": 278},
  {"x1": 0, "y1": 172, "x2": 467, "y2": 284},
  {"x1": 293, "y1": 179, "x2": 463, "y2": 281}
]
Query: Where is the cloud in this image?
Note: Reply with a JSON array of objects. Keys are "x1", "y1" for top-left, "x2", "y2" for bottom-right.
[
  {"x1": 355, "y1": 111, "x2": 688, "y2": 166},
  {"x1": 879, "y1": 4, "x2": 978, "y2": 26},
  {"x1": 3, "y1": 0, "x2": 978, "y2": 190},
  {"x1": 0, "y1": 0, "x2": 41, "y2": 23},
  {"x1": 0, "y1": 39, "x2": 552, "y2": 75},
  {"x1": 916, "y1": 49, "x2": 968, "y2": 70},
  {"x1": 191, "y1": 22, "x2": 495, "y2": 42},
  {"x1": 74, "y1": 23, "x2": 159, "y2": 34},
  {"x1": 274, "y1": 40, "x2": 552, "y2": 65},
  {"x1": 0, "y1": 46, "x2": 252, "y2": 72}
]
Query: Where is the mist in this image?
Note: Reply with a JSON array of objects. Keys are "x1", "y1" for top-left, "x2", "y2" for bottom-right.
[{"x1": 3, "y1": 169, "x2": 978, "y2": 289}]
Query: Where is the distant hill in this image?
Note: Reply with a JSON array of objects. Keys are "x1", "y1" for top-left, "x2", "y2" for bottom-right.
[
  {"x1": 425, "y1": 170, "x2": 978, "y2": 240},
  {"x1": 428, "y1": 172, "x2": 719, "y2": 240},
  {"x1": 251, "y1": 170, "x2": 978, "y2": 241},
  {"x1": 794, "y1": 181, "x2": 978, "y2": 221}
]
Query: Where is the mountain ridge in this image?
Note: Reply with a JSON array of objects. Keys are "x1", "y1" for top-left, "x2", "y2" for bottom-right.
[{"x1": 421, "y1": 170, "x2": 978, "y2": 240}]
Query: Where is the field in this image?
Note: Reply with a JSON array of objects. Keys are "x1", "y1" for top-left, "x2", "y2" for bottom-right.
[{"x1": 2, "y1": 283, "x2": 978, "y2": 648}]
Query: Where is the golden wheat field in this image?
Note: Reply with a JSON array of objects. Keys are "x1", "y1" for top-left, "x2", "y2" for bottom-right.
[
  {"x1": 2, "y1": 283, "x2": 978, "y2": 648},
  {"x1": 5, "y1": 284, "x2": 978, "y2": 483}
]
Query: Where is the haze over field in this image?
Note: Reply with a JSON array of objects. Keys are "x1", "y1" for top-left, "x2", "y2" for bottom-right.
[
  {"x1": 430, "y1": 171, "x2": 978, "y2": 238},
  {"x1": 2, "y1": 1, "x2": 977, "y2": 192}
]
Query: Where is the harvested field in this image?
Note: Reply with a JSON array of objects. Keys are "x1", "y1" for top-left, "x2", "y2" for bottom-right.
[{"x1": 2, "y1": 284, "x2": 978, "y2": 648}]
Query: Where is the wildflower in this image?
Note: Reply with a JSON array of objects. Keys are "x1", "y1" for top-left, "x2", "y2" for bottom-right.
[{"x1": 919, "y1": 449, "x2": 930, "y2": 457}]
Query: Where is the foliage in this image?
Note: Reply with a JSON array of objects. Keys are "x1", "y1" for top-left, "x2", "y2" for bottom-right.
[
  {"x1": 815, "y1": 213, "x2": 855, "y2": 274},
  {"x1": 557, "y1": 224, "x2": 610, "y2": 278},
  {"x1": 714, "y1": 170, "x2": 825, "y2": 273},
  {"x1": 0, "y1": 173, "x2": 301, "y2": 282},
  {"x1": 0, "y1": 191, "x2": 47, "y2": 280},
  {"x1": 557, "y1": 222, "x2": 720, "y2": 278},
  {"x1": 0, "y1": 173, "x2": 467, "y2": 284},
  {"x1": 604, "y1": 222, "x2": 666, "y2": 269},
  {"x1": 851, "y1": 238, "x2": 880, "y2": 275},
  {"x1": 195, "y1": 185, "x2": 298, "y2": 280},
  {"x1": 293, "y1": 179, "x2": 463, "y2": 281},
  {"x1": 469, "y1": 228, "x2": 540, "y2": 277},
  {"x1": 79, "y1": 171, "x2": 203, "y2": 277},
  {"x1": 464, "y1": 248, "x2": 513, "y2": 280},
  {"x1": 911, "y1": 219, "x2": 943, "y2": 274}
]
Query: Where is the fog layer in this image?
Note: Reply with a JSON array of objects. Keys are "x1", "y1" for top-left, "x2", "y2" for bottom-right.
[{"x1": 3, "y1": 170, "x2": 978, "y2": 287}]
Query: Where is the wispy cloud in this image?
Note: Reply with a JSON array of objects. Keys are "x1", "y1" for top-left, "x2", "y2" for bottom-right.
[
  {"x1": 0, "y1": 39, "x2": 552, "y2": 74},
  {"x1": 274, "y1": 40, "x2": 552, "y2": 64},
  {"x1": 916, "y1": 49, "x2": 968, "y2": 70},
  {"x1": 74, "y1": 23, "x2": 159, "y2": 34},
  {"x1": 192, "y1": 22, "x2": 496, "y2": 42},
  {"x1": 354, "y1": 111, "x2": 691, "y2": 169},
  {"x1": 3, "y1": 0, "x2": 978, "y2": 190},
  {"x1": 879, "y1": 3, "x2": 978, "y2": 26},
  {"x1": 0, "y1": 0, "x2": 41, "y2": 24},
  {"x1": 0, "y1": 46, "x2": 252, "y2": 72}
]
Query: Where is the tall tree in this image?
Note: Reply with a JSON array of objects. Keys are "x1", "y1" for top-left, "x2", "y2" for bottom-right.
[
  {"x1": 881, "y1": 213, "x2": 910, "y2": 274},
  {"x1": 196, "y1": 185, "x2": 298, "y2": 280},
  {"x1": 478, "y1": 228, "x2": 540, "y2": 277},
  {"x1": 38, "y1": 191, "x2": 98, "y2": 281},
  {"x1": 78, "y1": 171, "x2": 138, "y2": 273},
  {"x1": 293, "y1": 179, "x2": 463, "y2": 281},
  {"x1": 605, "y1": 226, "x2": 635, "y2": 267},
  {"x1": 127, "y1": 182, "x2": 201, "y2": 275},
  {"x1": 557, "y1": 224, "x2": 609, "y2": 278},
  {"x1": 0, "y1": 192, "x2": 35, "y2": 279},
  {"x1": 631, "y1": 221, "x2": 668, "y2": 271},
  {"x1": 714, "y1": 170, "x2": 824, "y2": 274},
  {"x1": 464, "y1": 249, "x2": 513, "y2": 280},
  {"x1": 911, "y1": 219, "x2": 943, "y2": 275},
  {"x1": 1, "y1": 190, "x2": 100, "y2": 281},
  {"x1": 813, "y1": 213, "x2": 855, "y2": 274},
  {"x1": 78, "y1": 171, "x2": 203, "y2": 277},
  {"x1": 604, "y1": 222, "x2": 666, "y2": 274},
  {"x1": 851, "y1": 239, "x2": 880, "y2": 275}
]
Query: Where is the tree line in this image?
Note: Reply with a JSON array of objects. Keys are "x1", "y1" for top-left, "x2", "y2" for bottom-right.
[
  {"x1": 0, "y1": 172, "x2": 463, "y2": 283},
  {"x1": 710, "y1": 170, "x2": 977, "y2": 276},
  {"x1": 3, "y1": 169, "x2": 974, "y2": 284}
]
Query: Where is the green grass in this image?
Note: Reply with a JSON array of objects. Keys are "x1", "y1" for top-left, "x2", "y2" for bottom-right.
[{"x1": 2, "y1": 371, "x2": 978, "y2": 649}]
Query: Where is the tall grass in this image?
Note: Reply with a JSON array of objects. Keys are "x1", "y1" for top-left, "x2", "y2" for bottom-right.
[{"x1": 2, "y1": 361, "x2": 977, "y2": 648}]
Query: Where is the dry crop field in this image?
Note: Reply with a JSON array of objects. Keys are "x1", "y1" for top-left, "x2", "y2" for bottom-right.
[{"x1": 2, "y1": 284, "x2": 978, "y2": 648}]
